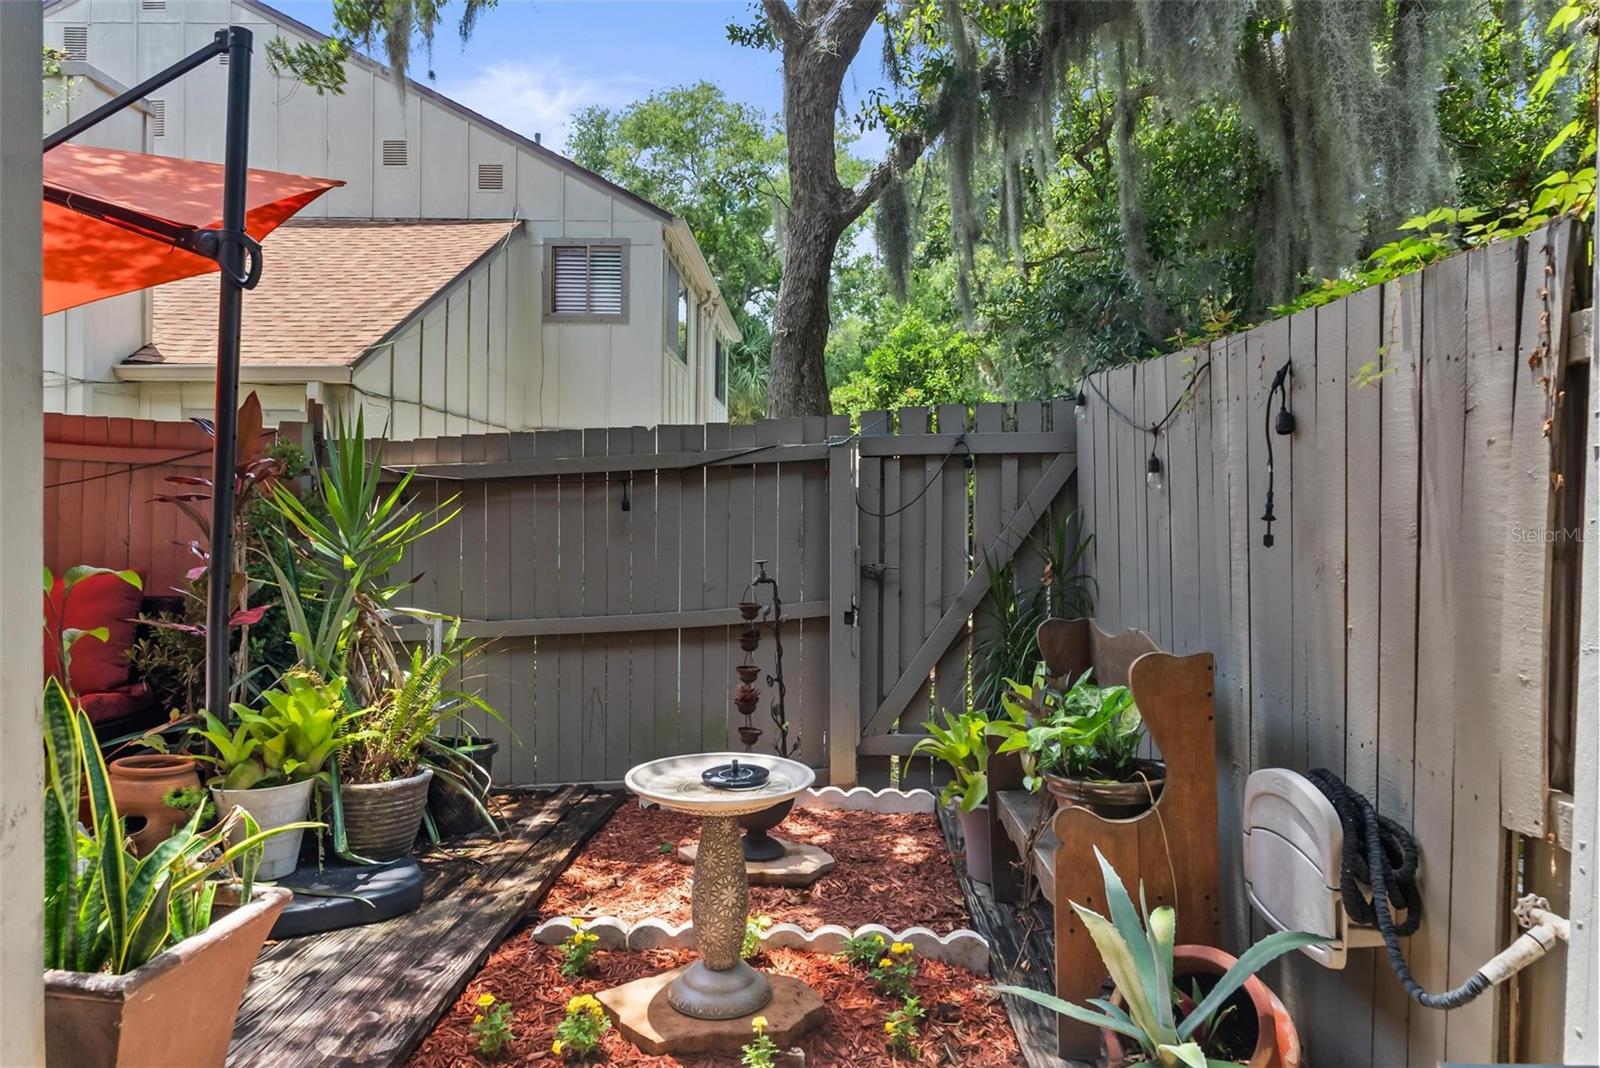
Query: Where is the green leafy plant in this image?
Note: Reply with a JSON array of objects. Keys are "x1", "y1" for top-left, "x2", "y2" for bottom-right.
[
  {"x1": 162, "y1": 784, "x2": 215, "y2": 825},
  {"x1": 188, "y1": 669, "x2": 369, "y2": 790},
  {"x1": 990, "y1": 667, "x2": 1147, "y2": 790},
  {"x1": 1034, "y1": 505, "x2": 1096, "y2": 620},
  {"x1": 557, "y1": 920, "x2": 601, "y2": 978},
  {"x1": 972, "y1": 555, "x2": 1047, "y2": 716},
  {"x1": 471, "y1": 992, "x2": 515, "y2": 1059},
  {"x1": 551, "y1": 993, "x2": 610, "y2": 1060},
  {"x1": 911, "y1": 707, "x2": 992, "y2": 813},
  {"x1": 842, "y1": 930, "x2": 891, "y2": 970},
  {"x1": 869, "y1": 940, "x2": 919, "y2": 1000},
  {"x1": 341, "y1": 641, "x2": 493, "y2": 785},
  {"x1": 741, "y1": 1015, "x2": 778, "y2": 1068},
  {"x1": 743, "y1": 914, "x2": 774, "y2": 960},
  {"x1": 884, "y1": 995, "x2": 925, "y2": 1058},
  {"x1": 43, "y1": 679, "x2": 313, "y2": 974},
  {"x1": 996, "y1": 847, "x2": 1323, "y2": 1067}
]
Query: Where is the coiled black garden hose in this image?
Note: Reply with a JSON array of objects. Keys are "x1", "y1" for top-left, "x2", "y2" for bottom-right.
[{"x1": 1305, "y1": 768, "x2": 1492, "y2": 1009}]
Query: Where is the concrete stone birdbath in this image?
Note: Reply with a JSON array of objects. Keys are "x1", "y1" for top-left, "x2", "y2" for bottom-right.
[{"x1": 599, "y1": 753, "x2": 824, "y2": 1055}]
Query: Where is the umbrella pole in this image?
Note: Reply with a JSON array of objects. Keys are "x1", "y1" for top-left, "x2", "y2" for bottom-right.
[{"x1": 204, "y1": 26, "x2": 254, "y2": 721}]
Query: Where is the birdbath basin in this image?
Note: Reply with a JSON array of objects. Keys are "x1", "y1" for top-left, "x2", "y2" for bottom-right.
[{"x1": 625, "y1": 752, "x2": 814, "y2": 1020}]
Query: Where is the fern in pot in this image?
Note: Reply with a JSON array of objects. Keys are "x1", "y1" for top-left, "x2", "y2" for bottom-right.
[{"x1": 328, "y1": 643, "x2": 494, "y2": 860}]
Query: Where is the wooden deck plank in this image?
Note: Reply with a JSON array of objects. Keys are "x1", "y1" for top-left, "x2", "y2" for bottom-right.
[{"x1": 227, "y1": 789, "x2": 621, "y2": 1068}]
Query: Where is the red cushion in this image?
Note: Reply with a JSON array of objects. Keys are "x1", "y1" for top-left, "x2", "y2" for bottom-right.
[
  {"x1": 43, "y1": 572, "x2": 143, "y2": 694},
  {"x1": 78, "y1": 684, "x2": 153, "y2": 727}
]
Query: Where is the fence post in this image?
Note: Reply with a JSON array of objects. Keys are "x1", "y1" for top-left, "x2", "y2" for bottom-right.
[{"x1": 827, "y1": 427, "x2": 860, "y2": 786}]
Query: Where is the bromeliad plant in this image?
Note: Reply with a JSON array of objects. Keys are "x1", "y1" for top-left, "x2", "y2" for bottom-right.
[
  {"x1": 43, "y1": 679, "x2": 312, "y2": 974},
  {"x1": 911, "y1": 706, "x2": 998, "y2": 813},
  {"x1": 997, "y1": 848, "x2": 1322, "y2": 1067},
  {"x1": 188, "y1": 669, "x2": 370, "y2": 790}
]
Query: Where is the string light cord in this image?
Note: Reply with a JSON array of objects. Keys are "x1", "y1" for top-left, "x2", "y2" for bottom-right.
[{"x1": 854, "y1": 433, "x2": 970, "y2": 518}]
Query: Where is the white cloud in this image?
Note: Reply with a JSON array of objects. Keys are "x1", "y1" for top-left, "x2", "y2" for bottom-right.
[{"x1": 436, "y1": 61, "x2": 645, "y2": 151}]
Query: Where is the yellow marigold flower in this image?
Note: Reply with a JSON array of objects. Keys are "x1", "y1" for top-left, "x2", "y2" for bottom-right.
[
  {"x1": 757, "y1": 916, "x2": 773, "y2": 928},
  {"x1": 475, "y1": 993, "x2": 496, "y2": 1007},
  {"x1": 551, "y1": 1039, "x2": 564, "y2": 1055},
  {"x1": 473, "y1": 1014, "x2": 484, "y2": 1025},
  {"x1": 878, "y1": 957, "x2": 894, "y2": 968},
  {"x1": 873, "y1": 933, "x2": 886, "y2": 943},
  {"x1": 884, "y1": 1020, "x2": 898, "y2": 1034},
  {"x1": 891, "y1": 942, "x2": 913, "y2": 955},
  {"x1": 566, "y1": 996, "x2": 583, "y2": 1013},
  {"x1": 751, "y1": 1015, "x2": 769, "y2": 1034}
]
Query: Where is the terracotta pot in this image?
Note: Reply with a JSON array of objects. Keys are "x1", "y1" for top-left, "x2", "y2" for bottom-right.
[
  {"x1": 738, "y1": 601, "x2": 762, "y2": 621},
  {"x1": 213, "y1": 778, "x2": 313, "y2": 879},
  {"x1": 44, "y1": 885, "x2": 290, "y2": 1068},
  {"x1": 1102, "y1": 944, "x2": 1300, "y2": 1068},
  {"x1": 736, "y1": 664, "x2": 762, "y2": 684},
  {"x1": 107, "y1": 754, "x2": 201, "y2": 856},
  {"x1": 1043, "y1": 759, "x2": 1166, "y2": 818},
  {"x1": 738, "y1": 625, "x2": 761, "y2": 652},
  {"x1": 334, "y1": 767, "x2": 434, "y2": 860},
  {"x1": 955, "y1": 803, "x2": 992, "y2": 884}
]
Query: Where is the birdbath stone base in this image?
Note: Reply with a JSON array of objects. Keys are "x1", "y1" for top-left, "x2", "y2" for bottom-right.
[{"x1": 611, "y1": 752, "x2": 823, "y2": 1042}]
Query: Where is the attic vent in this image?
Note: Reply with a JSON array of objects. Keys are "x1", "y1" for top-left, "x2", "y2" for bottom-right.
[
  {"x1": 476, "y1": 163, "x2": 504, "y2": 191},
  {"x1": 141, "y1": 0, "x2": 166, "y2": 10},
  {"x1": 148, "y1": 98, "x2": 166, "y2": 138},
  {"x1": 62, "y1": 26, "x2": 88, "y2": 61},
  {"x1": 381, "y1": 139, "x2": 409, "y2": 167}
]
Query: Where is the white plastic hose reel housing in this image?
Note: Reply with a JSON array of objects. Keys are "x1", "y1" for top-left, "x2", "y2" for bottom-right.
[{"x1": 1242, "y1": 768, "x2": 1386, "y2": 969}]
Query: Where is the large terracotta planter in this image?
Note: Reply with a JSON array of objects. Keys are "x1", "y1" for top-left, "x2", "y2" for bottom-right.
[
  {"x1": 1102, "y1": 944, "x2": 1300, "y2": 1068},
  {"x1": 213, "y1": 778, "x2": 314, "y2": 879},
  {"x1": 107, "y1": 754, "x2": 201, "y2": 856},
  {"x1": 336, "y1": 767, "x2": 433, "y2": 860},
  {"x1": 44, "y1": 885, "x2": 290, "y2": 1068}
]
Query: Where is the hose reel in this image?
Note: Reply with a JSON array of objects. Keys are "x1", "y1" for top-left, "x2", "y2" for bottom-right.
[{"x1": 1243, "y1": 767, "x2": 1570, "y2": 1009}]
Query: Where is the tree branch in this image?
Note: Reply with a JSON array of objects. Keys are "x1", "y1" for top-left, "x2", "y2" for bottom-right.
[
  {"x1": 761, "y1": 0, "x2": 804, "y2": 46},
  {"x1": 842, "y1": 125, "x2": 927, "y2": 224},
  {"x1": 817, "y1": 0, "x2": 883, "y2": 57}
]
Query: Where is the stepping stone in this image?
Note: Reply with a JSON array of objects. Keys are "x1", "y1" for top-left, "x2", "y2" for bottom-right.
[
  {"x1": 597, "y1": 967, "x2": 825, "y2": 1056},
  {"x1": 675, "y1": 838, "x2": 836, "y2": 887}
]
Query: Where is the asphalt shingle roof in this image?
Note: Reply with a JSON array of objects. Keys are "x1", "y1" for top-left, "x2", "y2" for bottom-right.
[{"x1": 128, "y1": 218, "x2": 521, "y2": 368}]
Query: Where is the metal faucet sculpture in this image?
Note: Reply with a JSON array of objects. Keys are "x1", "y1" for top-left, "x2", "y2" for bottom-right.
[{"x1": 733, "y1": 560, "x2": 796, "y2": 760}]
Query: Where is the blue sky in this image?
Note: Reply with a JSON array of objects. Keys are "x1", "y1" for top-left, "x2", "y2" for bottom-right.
[{"x1": 271, "y1": 1, "x2": 891, "y2": 159}]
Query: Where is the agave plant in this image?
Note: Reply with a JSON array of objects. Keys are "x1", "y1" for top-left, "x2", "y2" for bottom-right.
[
  {"x1": 43, "y1": 679, "x2": 315, "y2": 974},
  {"x1": 996, "y1": 848, "x2": 1322, "y2": 1067}
]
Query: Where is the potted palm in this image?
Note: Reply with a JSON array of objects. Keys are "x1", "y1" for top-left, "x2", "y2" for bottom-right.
[
  {"x1": 911, "y1": 707, "x2": 997, "y2": 882},
  {"x1": 42, "y1": 680, "x2": 311, "y2": 1068},
  {"x1": 997, "y1": 847, "x2": 1319, "y2": 1067},
  {"x1": 191, "y1": 669, "x2": 367, "y2": 877},
  {"x1": 991, "y1": 666, "x2": 1165, "y2": 818}
]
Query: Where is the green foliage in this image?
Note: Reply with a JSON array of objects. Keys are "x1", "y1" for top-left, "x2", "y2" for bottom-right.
[
  {"x1": 991, "y1": 667, "x2": 1147, "y2": 789},
  {"x1": 741, "y1": 1016, "x2": 779, "y2": 1068},
  {"x1": 342, "y1": 640, "x2": 492, "y2": 784},
  {"x1": 191, "y1": 670, "x2": 370, "y2": 790},
  {"x1": 557, "y1": 921, "x2": 601, "y2": 978},
  {"x1": 842, "y1": 930, "x2": 892, "y2": 969},
  {"x1": 911, "y1": 707, "x2": 993, "y2": 812},
  {"x1": 742, "y1": 914, "x2": 773, "y2": 960},
  {"x1": 470, "y1": 993, "x2": 515, "y2": 1059},
  {"x1": 996, "y1": 847, "x2": 1325, "y2": 1067},
  {"x1": 971, "y1": 556, "x2": 1046, "y2": 716},
  {"x1": 884, "y1": 995, "x2": 925, "y2": 1057},
  {"x1": 830, "y1": 306, "x2": 991, "y2": 422},
  {"x1": 161, "y1": 785, "x2": 216, "y2": 825},
  {"x1": 551, "y1": 994, "x2": 610, "y2": 1059},
  {"x1": 43, "y1": 679, "x2": 312, "y2": 974}
]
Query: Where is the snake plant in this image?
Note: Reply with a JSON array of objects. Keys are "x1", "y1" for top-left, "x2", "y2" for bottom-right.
[
  {"x1": 996, "y1": 847, "x2": 1322, "y2": 1067},
  {"x1": 43, "y1": 679, "x2": 315, "y2": 974}
]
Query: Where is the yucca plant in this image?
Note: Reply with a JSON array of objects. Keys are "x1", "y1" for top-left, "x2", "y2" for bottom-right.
[
  {"x1": 43, "y1": 679, "x2": 314, "y2": 974},
  {"x1": 996, "y1": 847, "x2": 1321, "y2": 1067}
]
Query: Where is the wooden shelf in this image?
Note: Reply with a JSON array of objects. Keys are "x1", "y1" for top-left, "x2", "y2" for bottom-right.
[{"x1": 995, "y1": 790, "x2": 1059, "y2": 906}]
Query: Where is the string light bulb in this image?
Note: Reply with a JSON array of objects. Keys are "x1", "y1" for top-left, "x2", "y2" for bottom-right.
[
  {"x1": 1146, "y1": 450, "x2": 1163, "y2": 491},
  {"x1": 1073, "y1": 389, "x2": 1088, "y2": 422}
]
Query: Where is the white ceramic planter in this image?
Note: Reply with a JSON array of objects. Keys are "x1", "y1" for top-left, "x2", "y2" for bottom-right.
[{"x1": 212, "y1": 778, "x2": 313, "y2": 879}]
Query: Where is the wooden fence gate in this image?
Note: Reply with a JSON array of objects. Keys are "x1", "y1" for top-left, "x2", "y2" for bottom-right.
[{"x1": 372, "y1": 400, "x2": 1079, "y2": 788}]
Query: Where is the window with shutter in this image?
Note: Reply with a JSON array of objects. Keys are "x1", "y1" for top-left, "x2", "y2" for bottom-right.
[
  {"x1": 547, "y1": 243, "x2": 628, "y2": 320},
  {"x1": 714, "y1": 340, "x2": 727, "y2": 402},
  {"x1": 62, "y1": 26, "x2": 88, "y2": 61}
]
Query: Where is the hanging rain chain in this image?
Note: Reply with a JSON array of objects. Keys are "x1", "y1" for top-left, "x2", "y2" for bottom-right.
[{"x1": 1260, "y1": 360, "x2": 1295, "y2": 548}]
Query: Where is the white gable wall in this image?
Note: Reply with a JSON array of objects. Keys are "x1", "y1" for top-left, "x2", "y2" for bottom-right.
[{"x1": 43, "y1": 0, "x2": 739, "y2": 430}]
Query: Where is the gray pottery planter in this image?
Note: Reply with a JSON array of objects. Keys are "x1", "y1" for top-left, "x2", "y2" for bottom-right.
[{"x1": 336, "y1": 767, "x2": 433, "y2": 860}]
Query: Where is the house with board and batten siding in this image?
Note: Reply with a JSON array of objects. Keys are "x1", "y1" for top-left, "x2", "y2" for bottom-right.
[{"x1": 42, "y1": 0, "x2": 737, "y2": 437}]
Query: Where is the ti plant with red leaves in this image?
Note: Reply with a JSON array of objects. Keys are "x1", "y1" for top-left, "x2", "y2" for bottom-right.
[{"x1": 151, "y1": 391, "x2": 285, "y2": 700}]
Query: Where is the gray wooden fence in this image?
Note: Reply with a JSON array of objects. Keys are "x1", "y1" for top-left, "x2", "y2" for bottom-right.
[
  {"x1": 376, "y1": 401, "x2": 1077, "y2": 789},
  {"x1": 1075, "y1": 220, "x2": 1590, "y2": 1067}
]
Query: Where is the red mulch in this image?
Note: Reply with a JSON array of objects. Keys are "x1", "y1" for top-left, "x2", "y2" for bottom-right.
[
  {"x1": 537, "y1": 803, "x2": 970, "y2": 934},
  {"x1": 407, "y1": 941, "x2": 1022, "y2": 1067}
]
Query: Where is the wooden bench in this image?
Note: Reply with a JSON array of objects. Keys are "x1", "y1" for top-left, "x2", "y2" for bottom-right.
[{"x1": 988, "y1": 618, "x2": 1220, "y2": 1060}]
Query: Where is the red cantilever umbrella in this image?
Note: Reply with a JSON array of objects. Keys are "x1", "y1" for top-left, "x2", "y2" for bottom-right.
[{"x1": 43, "y1": 143, "x2": 341, "y2": 316}]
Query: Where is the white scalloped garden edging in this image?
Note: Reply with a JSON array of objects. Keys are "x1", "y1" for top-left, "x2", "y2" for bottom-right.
[{"x1": 530, "y1": 916, "x2": 990, "y2": 975}]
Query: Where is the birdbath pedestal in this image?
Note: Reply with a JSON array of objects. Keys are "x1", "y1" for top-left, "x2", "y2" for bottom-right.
[{"x1": 600, "y1": 753, "x2": 825, "y2": 1055}]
